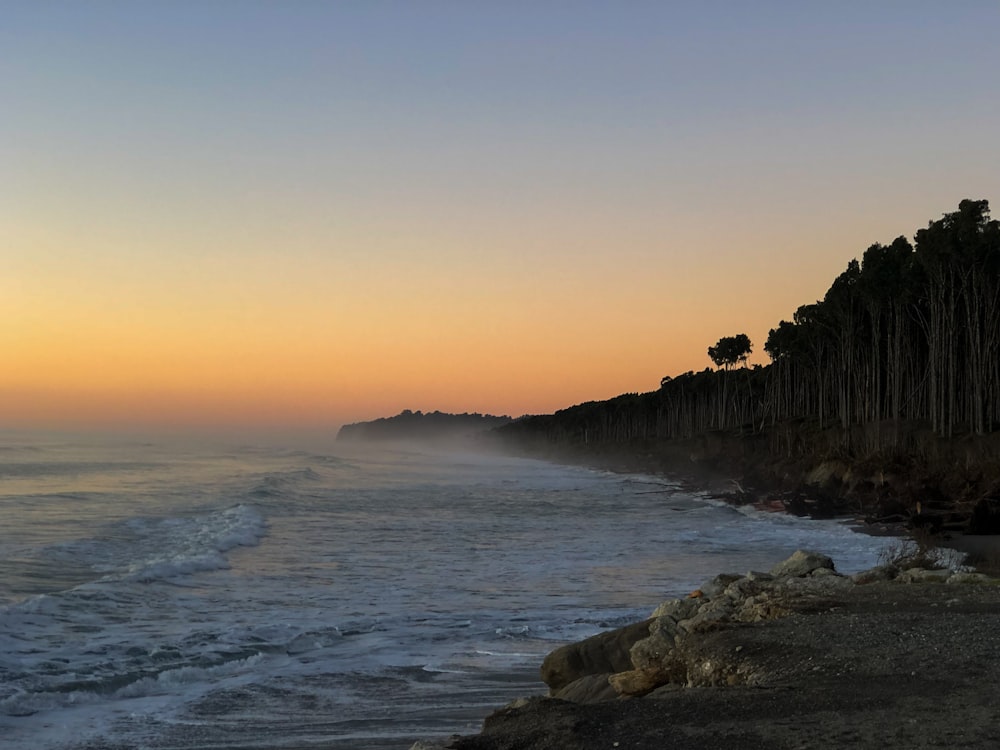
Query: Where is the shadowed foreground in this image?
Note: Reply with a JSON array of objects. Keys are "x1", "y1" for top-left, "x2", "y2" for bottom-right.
[{"x1": 427, "y1": 560, "x2": 1000, "y2": 749}]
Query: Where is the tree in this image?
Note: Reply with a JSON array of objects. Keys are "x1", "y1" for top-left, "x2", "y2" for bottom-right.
[
  {"x1": 707, "y1": 334, "x2": 752, "y2": 370},
  {"x1": 706, "y1": 334, "x2": 753, "y2": 431},
  {"x1": 763, "y1": 320, "x2": 804, "y2": 424},
  {"x1": 823, "y1": 259, "x2": 863, "y2": 430},
  {"x1": 857, "y1": 236, "x2": 916, "y2": 446},
  {"x1": 915, "y1": 199, "x2": 1000, "y2": 435}
]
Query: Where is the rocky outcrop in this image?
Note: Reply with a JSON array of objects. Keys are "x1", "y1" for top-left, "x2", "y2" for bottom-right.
[
  {"x1": 425, "y1": 549, "x2": 1000, "y2": 750},
  {"x1": 531, "y1": 549, "x2": 992, "y2": 704},
  {"x1": 539, "y1": 618, "x2": 651, "y2": 692},
  {"x1": 538, "y1": 550, "x2": 853, "y2": 700}
]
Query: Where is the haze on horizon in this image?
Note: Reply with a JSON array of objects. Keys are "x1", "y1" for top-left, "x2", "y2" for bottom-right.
[{"x1": 3, "y1": 2, "x2": 999, "y2": 433}]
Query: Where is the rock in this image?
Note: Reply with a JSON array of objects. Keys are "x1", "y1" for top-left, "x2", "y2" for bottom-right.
[
  {"x1": 445, "y1": 574, "x2": 1000, "y2": 749},
  {"x1": 851, "y1": 565, "x2": 897, "y2": 584},
  {"x1": 628, "y1": 636, "x2": 670, "y2": 671},
  {"x1": 649, "y1": 614, "x2": 682, "y2": 639},
  {"x1": 503, "y1": 697, "x2": 533, "y2": 710},
  {"x1": 445, "y1": 554, "x2": 1000, "y2": 750},
  {"x1": 724, "y1": 576, "x2": 768, "y2": 600},
  {"x1": 625, "y1": 615, "x2": 697, "y2": 693},
  {"x1": 479, "y1": 696, "x2": 551, "y2": 731},
  {"x1": 685, "y1": 657, "x2": 731, "y2": 687},
  {"x1": 699, "y1": 573, "x2": 742, "y2": 598},
  {"x1": 551, "y1": 673, "x2": 617, "y2": 703},
  {"x1": 769, "y1": 549, "x2": 835, "y2": 578},
  {"x1": 540, "y1": 619, "x2": 652, "y2": 691},
  {"x1": 809, "y1": 566, "x2": 839, "y2": 577},
  {"x1": 650, "y1": 597, "x2": 700, "y2": 621},
  {"x1": 778, "y1": 573, "x2": 853, "y2": 595},
  {"x1": 735, "y1": 595, "x2": 791, "y2": 623},
  {"x1": 947, "y1": 571, "x2": 993, "y2": 585},
  {"x1": 681, "y1": 597, "x2": 736, "y2": 632},
  {"x1": 897, "y1": 567, "x2": 951, "y2": 583},
  {"x1": 629, "y1": 618, "x2": 681, "y2": 671},
  {"x1": 608, "y1": 667, "x2": 669, "y2": 696}
]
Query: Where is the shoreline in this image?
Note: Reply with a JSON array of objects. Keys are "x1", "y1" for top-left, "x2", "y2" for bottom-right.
[
  {"x1": 491, "y1": 418, "x2": 1000, "y2": 536},
  {"x1": 493, "y1": 440, "x2": 1000, "y2": 570},
  {"x1": 418, "y1": 551, "x2": 1000, "y2": 750}
]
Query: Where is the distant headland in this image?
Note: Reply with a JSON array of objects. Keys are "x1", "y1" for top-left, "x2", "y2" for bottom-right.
[{"x1": 336, "y1": 410, "x2": 512, "y2": 443}]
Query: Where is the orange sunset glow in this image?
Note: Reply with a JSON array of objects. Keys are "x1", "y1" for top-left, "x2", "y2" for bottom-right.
[{"x1": 3, "y1": 3, "x2": 998, "y2": 432}]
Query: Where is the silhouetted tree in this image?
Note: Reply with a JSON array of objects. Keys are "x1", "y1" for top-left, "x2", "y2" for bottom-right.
[
  {"x1": 496, "y1": 199, "x2": 1000, "y2": 456},
  {"x1": 708, "y1": 334, "x2": 752, "y2": 370}
]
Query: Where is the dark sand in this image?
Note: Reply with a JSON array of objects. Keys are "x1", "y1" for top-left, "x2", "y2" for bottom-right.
[{"x1": 440, "y1": 580, "x2": 1000, "y2": 749}]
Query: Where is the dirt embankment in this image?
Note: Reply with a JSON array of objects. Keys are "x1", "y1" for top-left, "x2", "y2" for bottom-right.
[{"x1": 498, "y1": 421, "x2": 1000, "y2": 535}]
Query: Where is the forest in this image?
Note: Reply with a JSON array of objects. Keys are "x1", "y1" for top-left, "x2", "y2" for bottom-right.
[
  {"x1": 497, "y1": 200, "x2": 1000, "y2": 460},
  {"x1": 337, "y1": 410, "x2": 512, "y2": 442}
]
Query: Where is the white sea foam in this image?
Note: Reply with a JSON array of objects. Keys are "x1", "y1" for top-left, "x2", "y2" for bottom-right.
[
  {"x1": 117, "y1": 504, "x2": 267, "y2": 583},
  {"x1": 0, "y1": 437, "x2": 898, "y2": 750},
  {"x1": 114, "y1": 653, "x2": 265, "y2": 698},
  {"x1": 1, "y1": 687, "x2": 103, "y2": 717}
]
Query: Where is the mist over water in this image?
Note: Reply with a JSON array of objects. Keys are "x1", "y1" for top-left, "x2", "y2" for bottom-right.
[{"x1": 0, "y1": 432, "x2": 894, "y2": 749}]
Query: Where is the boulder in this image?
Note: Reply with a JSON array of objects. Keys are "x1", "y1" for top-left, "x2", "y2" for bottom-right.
[
  {"x1": 851, "y1": 564, "x2": 897, "y2": 584},
  {"x1": 650, "y1": 597, "x2": 701, "y2": 621},
  {"x1": 608, "y1": 667, "x2": 669, "y2": 697},
  {"x1": 769, "y1": 549, "x2": 835, "y2": 578},
  {"x1": 629, "y1": 617, "x2": 681, "y2": 671},
  {"x1": 680, "y1": 596, "x2": 736, "y2": 632},
  {"x1": 551, "y1": 673, "x2": 618, "y2": 703},
  {"x1": 699, "y1": 573, "x2": 742, "y2": 598},
  {"x1": 540, "y1": 618, "x2": 652, "y2": 691},
  {"x1": 777, "y1": 573, "x2": 853, "y2": 595},
  {"x1": 723, "y1": 576, "x2": 770, "y2": 601},
  {"x1": 897, "y1": 567, "x2": 950, "y2": 583},
  {"x1": 947, "y1": 571, "x2": 992, "y2": 585},
  {"x1": 809, "y1": 567, "x2": 838, "y2": 577}
]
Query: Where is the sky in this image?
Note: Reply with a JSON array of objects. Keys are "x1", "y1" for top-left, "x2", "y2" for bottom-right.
[{"x1": 3, "y1": 1, "x2": 999, "y2": 432}]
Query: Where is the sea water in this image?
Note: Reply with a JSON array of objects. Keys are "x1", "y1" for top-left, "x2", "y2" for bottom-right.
[{"x1": 0, "y1": 431, "x2": 895, "y2": 749}]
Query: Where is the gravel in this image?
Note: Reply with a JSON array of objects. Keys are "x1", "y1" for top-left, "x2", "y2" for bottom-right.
[{"x1": 440, "y1": 581, "x2": 1000, "y2": 750}]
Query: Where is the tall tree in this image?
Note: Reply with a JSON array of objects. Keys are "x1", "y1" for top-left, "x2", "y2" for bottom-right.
[
  {"x1": 707, "y1": 334, "x2": 753, "y2": 429},
  {"x1": 915, "y1": 199, "x2": 1000, "y2": 435},
  {"x1": 708, "y1": 334, "x2": 752, "y2": 370},
  {"x1": 857, "y1": 236, "x2": 916, "y2": 446}
]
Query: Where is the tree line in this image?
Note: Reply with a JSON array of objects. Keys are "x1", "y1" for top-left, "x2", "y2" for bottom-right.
[
  {"x1": 498, "y1": 200, "x2": 1000, "y2": 454},
  {"x1": 338, "y1": 410, "x2": 512, "y2": 441}
]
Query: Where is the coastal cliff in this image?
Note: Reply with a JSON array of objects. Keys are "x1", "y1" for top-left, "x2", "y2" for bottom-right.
[
  {"x1": 492, "y1": 422, "x2": 1000, "y2": 536},
  {"x1": 417, "y1": 550, "x2": 1000, "y2": 750}
]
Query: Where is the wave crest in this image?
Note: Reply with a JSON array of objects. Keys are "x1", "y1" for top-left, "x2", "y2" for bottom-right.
[{"x1": 117, "y1": 504, "x2": 267, "y2": 583}]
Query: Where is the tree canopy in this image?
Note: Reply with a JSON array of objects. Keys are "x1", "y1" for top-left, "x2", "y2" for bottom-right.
[
  {"x1": 497, "y1": 199, "x2": 1000, "y2": 451},
  {"x1": 708, "y1": 334, "x2": 752, "y2": 370}
]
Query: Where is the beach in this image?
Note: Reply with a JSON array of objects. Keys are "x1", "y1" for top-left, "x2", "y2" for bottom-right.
[
  {"x1": 0, "y1": 436, "x2": 898, "y2": 749},
  {"x1": 432, "y1": 554, "x2": 1000, "y2": 749}
]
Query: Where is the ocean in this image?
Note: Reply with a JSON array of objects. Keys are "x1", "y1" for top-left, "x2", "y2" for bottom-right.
[{"x1": 0, "y1": 431, "x2": 895, "y2": 749}]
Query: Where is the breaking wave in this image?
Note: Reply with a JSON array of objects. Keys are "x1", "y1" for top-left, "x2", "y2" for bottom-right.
[{"x1": 112, "y1": 504, "x2": 267, "y2": 583}]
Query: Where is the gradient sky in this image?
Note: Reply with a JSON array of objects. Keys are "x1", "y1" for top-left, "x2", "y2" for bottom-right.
[{"x1": 3, "y1": 1, "x2": 999, "y2": 431}]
